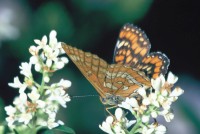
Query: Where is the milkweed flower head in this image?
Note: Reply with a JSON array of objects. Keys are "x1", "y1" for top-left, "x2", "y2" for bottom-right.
[
  {"x1": 5, "y1": 30, "x2": 71, "y2": 132},
  {"x1": 100, "y1": 72, "x2": 184, "y2": 134}
]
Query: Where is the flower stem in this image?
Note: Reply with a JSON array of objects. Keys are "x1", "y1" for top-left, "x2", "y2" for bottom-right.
[
  {"x1": 39, "y1": 72, "x2": 46, "y2": 94},
  {"x1": 129, "y1": 119, "x2": 141, "y2": 133}
]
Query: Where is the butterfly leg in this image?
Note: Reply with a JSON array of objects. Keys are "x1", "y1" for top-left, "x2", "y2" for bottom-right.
[{"x1": 105, "y1": 105, "x2": 118, "y2": 117}]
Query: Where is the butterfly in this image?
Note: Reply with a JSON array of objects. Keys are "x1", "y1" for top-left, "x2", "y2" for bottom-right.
[{"x1": 62, "y1": 23, "x2": 169, "y2": 106}]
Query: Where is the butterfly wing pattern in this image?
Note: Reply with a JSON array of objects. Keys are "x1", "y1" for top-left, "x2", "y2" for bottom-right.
[
  {"x1": 62, "y1": 43, "x2": 151, "y2": 105},
  {"x1": 114, "y1": 23, "x2": 170, "y2": 79},
  {"x1": 62, "y1": 23, "x2": 169, "y2": 105}
]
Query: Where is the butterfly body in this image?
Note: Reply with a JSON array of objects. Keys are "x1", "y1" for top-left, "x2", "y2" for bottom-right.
[{"x1": 62, "y1": 23, "x2": 169, "y2": 105}]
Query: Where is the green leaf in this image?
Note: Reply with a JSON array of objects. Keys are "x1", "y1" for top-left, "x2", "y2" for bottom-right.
[
  {"x1": 53, "y1": 125, "x2": 75, "y2": 134},
  {"x1": 42, "y1": 129, "x2": 54, "y2": 134}
]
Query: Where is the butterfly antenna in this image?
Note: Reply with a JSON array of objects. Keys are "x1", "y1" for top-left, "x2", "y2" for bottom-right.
[{"x1": 71, "y1": 95, "x2": 99, "y2": 99}]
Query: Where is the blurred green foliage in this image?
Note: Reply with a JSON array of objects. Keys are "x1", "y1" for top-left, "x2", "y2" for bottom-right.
[
  {"x1": 72, "y1": 0, "x2": 153, "y2": 24},
  {"x1": 8, "y1": 0, "x2": 153, "y2": 61}
]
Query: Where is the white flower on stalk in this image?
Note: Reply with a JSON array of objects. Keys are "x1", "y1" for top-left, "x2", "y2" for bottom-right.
[
  {"x1": 13, "y1": 92, "x2": 27, "y2": 113},
  {"x1": 119, "y1": 97, "x2": 146, "y2": 114},
  {"x1": 49, "y1": 30, "x2": 58, "y2": 49},
  {"x1": 47, "y1": 87, "x2": 70, "y2": 108},
  {"x1": 8, "y1": 76, "x2": 27, "y2": 93},
  {"x1": 5, "y1": 105, "x2": 16, "y2": 117},
  {"x1": 39, "y1": 111, "x2": 64, "y2": 129},
  {"x1": 99, "y1": 116, "x2": 114, "y2": 134},
  {"x1": 27, "y1": 90, "x2": 46, "y2": 109},
  {"x1": 160, "y1": 110, "x2": 174, "y2": 122},
  {"x1": 137, "y1": 87, "x2": 150, "y2": 106},
  {"x1": 167, "y1": 72, "x2": 178, "y2": 84},
  {"x1": 28, "y1": 89, "x2": 40, "y2": 101},
  {"x1": 141, "y1": 124, "x2": 166, "y2": 134},
  {"x1": 34, "y1": 35, "x2": 47, "y2": 49},
  {"x1": 44, "y1": 75, "x2": 50, "y2": 83},
  {"x1": 19, "y1": 62, "x2": 32, "y2": 78},
  {"x1": 6, "y1": 30, "x2": 71, "y2": 131},
  {"x1": 169, "y1": 87, "x2": 184, "y2": 101},
  {"x1": 18, "y1": 112, "x2": 33, "y2": 125},
  {"x1": 141, "y1": 115, "x2": 150, "y2": 123},
  {"x1": 151, "y1": 72, "x2": 178, "y2": 92},
  {"x1": 56, "y1": 79, "x2": 72, "y2": 89},
  {"x1": 99, "y1": 108, "x2": 135, "y2": 134},
  {"x1": 30, "y1": 30, "x2": 69, "y2": 73},
  {"x1": 5, "y1": 116, "x2": 15, "y2": 127}
]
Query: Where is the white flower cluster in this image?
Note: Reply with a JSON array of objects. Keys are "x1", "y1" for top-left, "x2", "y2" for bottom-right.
[
  {"x1": 99, "y1": 108, "x2": 135, "y2": 134},
  {"x1": 5, "y1": 30, "x2": 71, "y2": 130},
  {"x1": 100, "y1": 72, "x2": 184, "y2": 134}
]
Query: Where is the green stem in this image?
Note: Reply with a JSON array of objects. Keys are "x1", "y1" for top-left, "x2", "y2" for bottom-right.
[
  {"x1": 129, "y1": 119, "x2": 141, "y2": 133},
  {"x1": 39, "y1": 72, "x2": 46, "y2": 94}
]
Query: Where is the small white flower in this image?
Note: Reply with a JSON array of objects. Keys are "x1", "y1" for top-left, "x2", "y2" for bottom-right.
[
  {"x1": 55, "y1": 61, "x2": 65, "y2": 69},
  {"x1": 155, "y1": 124, "x2": 167, "y2": 134},
  {"x1": 8, "y1": 76, "x2": 27, "y2": 93},
  {"x1": 49, "y1": 30, "x2": 58, "y2": 48},
  {"x1": 148, "y1": 93, "x2": 160, "y2": 107},
  {"x1": 167, "y1": 72, "x2": 178, "y2": 84},
  {"x1": 142, "y1": 115, "x2": 150, "y2": 123},
  {"x1": 141, "y1": 125, "x2": 154, "y2": 134},
  {"x1": 28, "y1": 90, "x2": 40, "y2": 102},
  {"x1": 18, "y1": 112, "x2": 32, "y2": 125},
  {"x1": 5, "y1": 116, "x2": 15, "y2": 127},
  {"x1": 151, "y1": 75, "x2": 165, "y2": 91},
  {"x1": 35, "y1": 63, "x2": 41, "y2": 72},
  {"x1": 141, "y1": 124, "x2": 167, "y2": 134},
  {"x1": 57, "y1": 120, "x2": 64, "y2": 125},
  {"x1": 30, "y1": 56, "x2": 39, "y2": 64},
  {"x1": 115, "y1": 108, "x2": 123, "y2": 121},
  {"x1": 46, "y1": 59, "x2": 53, "y2": 67},
  {"x1": 47, "y1": 87, "x2": 70, "y2": 108},
  {"x1": 119, "y1": 98, "x2": 138, "y2": 113},
  {"x1": 18, "y1": 92, "x2": 28, "y2": 104},
  {"x1": 164, "y1": 112, "x2": 174, "y2": 122},
  {"x1": 13, "y1": 96, "x2": 26, "y2": 112},
  {"x1": 61, "y1": 57, "x2": 69, "y2": 64},
  {"x1": 19, "y1": 62, "x2": 32, "y2": 78},
  {"x1": 36, "y1": 100, "x2": 46, "y2": 109},
  {"x1": 47, "y1": 118, "x2": 59, "y2": 129},
  {"x1": 29, "y1": 46, "x2": 40, "y2": 56},
  {"x1": 113, "y1": 124, "x2": 126, "y2": 134},
  {"x1": 151, "y1": 111, "x2": 158, "y2": 118},
  {"x1": 170, "y1": 87, "x2": 184, "y2": 98},
  {"x1": 5, "y1": 105, "x2": 16, "y2": 115},
  {"x1": 57, "y1": 79, "x2": 72, "y2": 89},
  {"x1": 44, "y1": 75, "x2": 50, "y2": 83},
  {"x1": 34, "y1": 35, "x2": 47, "y2": 48},
  {"x1": 99, "y1": 116, "x2": 114, "y2": 134}
]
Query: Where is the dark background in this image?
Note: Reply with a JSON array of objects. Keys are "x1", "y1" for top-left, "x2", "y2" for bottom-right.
[{"x1": 0, "y1": 0, "x2": 199, "y2": 133}]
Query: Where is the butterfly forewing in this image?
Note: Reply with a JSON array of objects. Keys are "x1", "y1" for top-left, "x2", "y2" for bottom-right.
[
  {"x1": 114, "y1": 23, "x2": 151, "y2": 66},
  {"x1": 62, "y1": 43, "x2": 151, "y2": 101},
  {"x1": 114, "y1": 23, "x2": 170, "y2": 79},
  {"x1": 104, "y1": 64, "x2": 151, "y2": 97},
  {"x1": 62, "y1": 43, "x2": 108, "y2": 98}
]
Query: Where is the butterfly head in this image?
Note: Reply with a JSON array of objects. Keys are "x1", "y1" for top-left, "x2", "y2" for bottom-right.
[{"x1": 101, "y1": 93, "x2": 125, "y2": 106}]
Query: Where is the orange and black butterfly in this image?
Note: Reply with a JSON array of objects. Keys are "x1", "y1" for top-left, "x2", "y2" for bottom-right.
[{"x1": 62, "y1": 23, "x2": 169, "y2": 105}]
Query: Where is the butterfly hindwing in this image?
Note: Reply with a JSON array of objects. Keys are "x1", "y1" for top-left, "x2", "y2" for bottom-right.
[
  {"x1": 114, "y1": 23, "x2": 151, "y2": 66},
  {"x1": 138, "y1": 52, "x2": 170, "y2": 79},
  {"x1": 114, "y1": 23, "x2": 170, "y2": 79}
]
